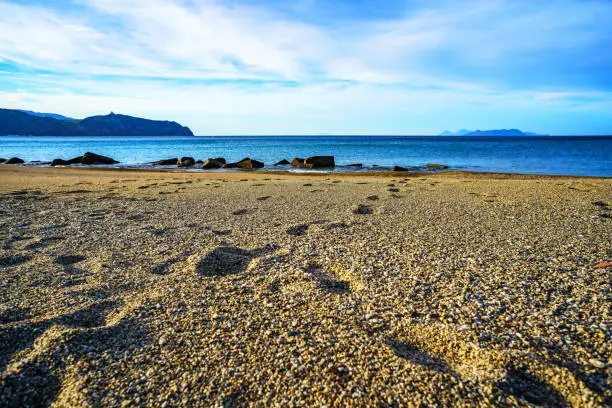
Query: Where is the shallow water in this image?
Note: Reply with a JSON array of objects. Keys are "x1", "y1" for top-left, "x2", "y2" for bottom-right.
[{"x1": 0, "y1": 135, "x2": 610, "y2": 176}]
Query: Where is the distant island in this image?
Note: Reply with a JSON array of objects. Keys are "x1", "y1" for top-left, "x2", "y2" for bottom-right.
[
  {"x1": 0, "y1": 109, "x2": 194, "y2": 136},
  {"x1": 440, "y1": 129, "x2": 546, "y2": 136}
]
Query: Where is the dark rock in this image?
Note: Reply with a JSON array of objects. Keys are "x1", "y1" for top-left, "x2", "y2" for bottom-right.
[
  {"x1": 81, "y1": 152, "x2": 119, "y2": 165},
  {"x1": 178, "y1": 157, "x2": 195, "y2": 167},
  {"x1": 153, "y1": 158, "x2": 178, "y2": 165},
  {"x1": 195, "y1": 160, "x2": 203, "y2": 164},
  {"x1": 202, "y1": 159, "x2": 224, "y2": 169},
  {"x1": 347, "y1": 163, "x2": 363, "y2": 167},
  {"x1": 67, "y1": 156, "x2": 83, "y2": 164},
  {"x1": 393, "y1": 166, "x2": 408, "y2": 171},
  {"x1": 275, "y1": 159, "x2": 290, "y2": 166},
  {"x1": 304, "y1": 156, "x2": 335, "y2": 168},
  {"x1": 51, "y1": 159, "x2": 71, "y2": 166},
  {"x1": 226, "y1": 157, "x2": 264, "y2": 169},
  {"x1": 212, "y1": 157, "x2": 226, "y2": 164},
  {"x1": 426, "y1": 163, "x2": 448, "y2": 170},
  {"x1": 290, "y1": 158, "x2": 306, "y2": 167},
  {"x1": 5, "y1": 157, "x2": 24, "y2": 164},
  {"x1": 0, "y1": 158, "x2": 6, "y2": 163}
]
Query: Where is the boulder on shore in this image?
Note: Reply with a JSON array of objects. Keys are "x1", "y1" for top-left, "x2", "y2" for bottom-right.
[
  {"x1": 153, "y1": 158, "x2": 178, "y2": 165},
  {"x1": 290, "y1": 158, "x2": 306, "y2": 167},
  {"x1": 51, "y1": 159, "x2": 71, "y2": 166},
  {"x1": 426, "y1": 163, "x2": 448, "y2": 170},
  {"x1": 202, "y1": 159, "x2": 224, "y2": 169},
  {"x1": 178, "y1": 157, "x2": 195, "y2": 167},
  {"x1": 81, "y1": 152, "x2": 119, "y2": 165},
  {"x1": 347, "y1": 163, "x2": 363, "y2": 167},
  {"x1": 224, "y1": 157, "x2": 264, "y2": 169},
  {"x1": 212, "y1": 157, "x2": 226, "y2": 164},
  {"x1": 304, "y1": 156, "x2": 335, "y2": 168},
  {"x1": 393, "y1": 166, "x2": 408, "y2": 172},
  {"x1": 5, "y1": 157, "x2": 25, "y2": 164},
  {"x1": 0, "y1": 158, "x2": 6, "y2": 163},
  {"x1": 67, "y1": 156, "x2": 83, "y2": 164},
  {"x1": 275, "y1": 159, "x2": 290, "y2": 166}
]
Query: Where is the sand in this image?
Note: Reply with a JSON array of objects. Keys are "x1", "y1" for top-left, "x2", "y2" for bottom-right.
[{"x1": 0, "y1": 165, "x2": 610, "y2": 407}]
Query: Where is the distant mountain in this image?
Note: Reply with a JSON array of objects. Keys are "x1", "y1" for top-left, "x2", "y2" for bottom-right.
[
  {"x1": 440, "y1": 129, "x2": 545, "y2": 136},
  {"x1": 0, "y1": 109, "x2": 194, "y2": 136},
  {"x1": 19, "y1": 110, "x2": 73, "y2": 121},
  {"x1": 440, "y1": 129, "x2": 472, "y2": 136},
  {"x1": 464, "y1": 129, "x2": 545, "y2": 136}
]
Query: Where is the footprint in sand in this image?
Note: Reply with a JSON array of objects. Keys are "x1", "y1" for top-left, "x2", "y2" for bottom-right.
[
  {"x1": 0, "y1": 254, "x2": 32, "y2": 267},
  {"x1": 57, "y1": 300, "x2": 119, "y2": 328},
  {"x1": 388, "y1": 188, "x2": 400, "y2": 192},
  {"x1": 287, "y1": 224, "x2": 309, "y2": 236},
  {"x1": 232, "y1": 209, "x2": 250, "y2": 216},
  {"x1": 257, "y1": 196, "x2": 271, "y2": 201},
  {"x1": 352, "y1": 204, "x2": 374, "y2": 215},
  {"x1": 386, "y1": 339, "x2": 459, "y2": 376},
  {"x1": 496, "y1": 364, "x2": 568, "y2": 406},
  {"x1": 212, "y1": 229, "x2": 232, "y2": 236},
  {"x1": 186, "y1": 246, "x2": 268, "y2": 277},
  {"x1": 366, "y1": 195, "x2": 379, "y2": 201},
  {"x1": 54, "y1": 255, "x2": 87, "y2": 266},
  {"x1": 303, "y1": 262, "x2": 353, "y2": 294}
]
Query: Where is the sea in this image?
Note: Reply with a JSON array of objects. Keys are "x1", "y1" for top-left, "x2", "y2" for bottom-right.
[{"x1": 0, "y1": 135, "x2": 610, "y2": 177}]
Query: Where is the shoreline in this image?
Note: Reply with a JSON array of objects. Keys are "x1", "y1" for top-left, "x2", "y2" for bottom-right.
[{"x1": 2, "y1": 164, "x2": 610, "y2": 180}]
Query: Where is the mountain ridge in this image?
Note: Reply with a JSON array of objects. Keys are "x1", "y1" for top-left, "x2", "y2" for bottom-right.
[
  {"x1": 440, "y1": 128, "x2": 545, "y2": 136},
  {"x1": 0, "y1": 109, "x2": 194, "y2": 136}
]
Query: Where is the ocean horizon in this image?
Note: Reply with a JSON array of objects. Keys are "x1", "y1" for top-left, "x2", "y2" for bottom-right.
[{"x1": 1, "y1": 135, "x2": 611, "y2": 177}]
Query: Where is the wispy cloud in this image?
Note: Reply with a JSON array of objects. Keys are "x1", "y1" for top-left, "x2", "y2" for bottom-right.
[{"x1": 0, "y1": 0, "x2": 611, "y2": 134}]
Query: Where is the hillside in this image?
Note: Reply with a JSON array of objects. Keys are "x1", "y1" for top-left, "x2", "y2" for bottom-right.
[
  {"x1": 0, "y1": 109, "x2": 194, "y2": 136},
  {"x1": 440, "y1": 129, "x2": 544, "y2": 136}
]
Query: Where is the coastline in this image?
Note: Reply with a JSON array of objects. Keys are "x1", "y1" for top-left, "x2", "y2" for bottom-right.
[
  {"x1": 2, "y1": 163, "x2": 610, "y2": 180},
  {"x1": 1, "y1": 165, "x2": 610, "y2": 406}
]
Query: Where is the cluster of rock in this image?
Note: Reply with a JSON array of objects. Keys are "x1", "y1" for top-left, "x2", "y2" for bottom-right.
[
  {"x1": 51, "y1": 152, "x2": 119, "y2": 166},
  {"x1": 152, "y1": 156, "x2": 339, "y2": 169},
  {"x1": 0, "y1": 157, "x2": 25, "y2": 164},
  {"x1": 1, "y1": 153, "x2": 448, "y2": 171},
  {"x1": 153, "y1": 157, "x2": 265, "y2": 169},
  {"x1": 282, "y1": 156, "x2": 335, "y2": 168}
]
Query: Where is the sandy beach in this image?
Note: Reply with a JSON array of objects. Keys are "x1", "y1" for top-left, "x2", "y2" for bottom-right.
[{"x1": 0, "y1": 165, "x2": 610, "y2": 407}]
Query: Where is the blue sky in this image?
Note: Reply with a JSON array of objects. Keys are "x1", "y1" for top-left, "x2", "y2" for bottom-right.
[{"x1": 1, "y1": 0, "x2": 611, "y2": 135}]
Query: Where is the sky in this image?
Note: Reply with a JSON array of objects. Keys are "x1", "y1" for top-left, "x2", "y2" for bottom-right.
[{"x1": 1, "y1": 0, "x2": 611, "y2": 135}]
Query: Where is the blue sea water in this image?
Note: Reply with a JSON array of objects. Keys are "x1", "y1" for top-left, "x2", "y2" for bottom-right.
[{"x1": 0, "y1": 135, "x2": 610, "y2": 176}]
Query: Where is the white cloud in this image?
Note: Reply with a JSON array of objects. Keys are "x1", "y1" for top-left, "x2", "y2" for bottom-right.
[{"x1": 0, "y1": 0, "x2": 611, "y2": 134}]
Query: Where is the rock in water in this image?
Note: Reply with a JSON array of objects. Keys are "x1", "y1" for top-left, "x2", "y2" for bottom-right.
[
  {"x1": 153, "y1": 158, "x2": 178, "y2": 165},
  {"x1": 275, "y1": 159, "x2": 290, "y2": 166},
  {"x1": 290, "y1": 158, "x2": 306, "y2": 167},
  {"x1": 393, "y1": 166, "x2": 408, "y2": 171},
  {"x1": 224, "y1": 158, "x2": 264, "y2": 169},
  {"x1": 5, "y1": 157, "x2": 25, "y2": 164},
  {"x1": 240, "y1": 158, "x2": 264, "y2": 169},
  {"x1": 51, "y1": 159, "x2": 71, "y2": 166},
  {"x1": 202, "y1": 159, "x2": 224, "y2": 169},
  {"x1": 304, "y1": 156, "x2": 335, "y2": 168},
  {"x1": 426, "y1": 163, "x2": 448, "y2": 169},
  {"x1": 347, "y1": 163, "x2": 363, "y2": 167},
  {"x1": 81, "y1": 152, "x2": 119, "y2": 165},
  {"x1": 178, "y1": 157, "x2": 195, "y2": 167}
]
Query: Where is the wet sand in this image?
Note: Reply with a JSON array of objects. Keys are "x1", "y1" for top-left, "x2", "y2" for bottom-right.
[{"x1": 0, "y1": 165, "x2": 610, "y2": 406}]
